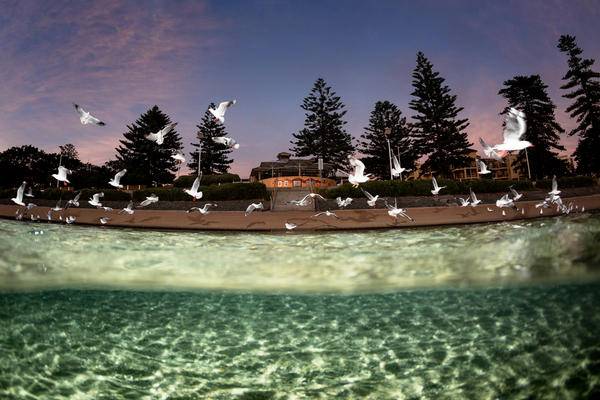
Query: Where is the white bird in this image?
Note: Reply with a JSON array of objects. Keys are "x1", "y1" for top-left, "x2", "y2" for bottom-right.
[
  {"x1": 213, "y1": 136, "x2": 240, "y2": 149},
  {"x1": 509, "y1": 185, "x2": 523, "y2": 201},
  {"x1": 478, "y1": 137, "x2": 504, "y2": 163},
  {"x1": 286, "y1": 199, "x2": 310, "y2": 206},
  {"x1": 51, "y1": 199, "x2": 63, "y2": 211},
  {"x1": 101, "y1": 207, "x2": 114, "y2": 212},
  {"x1": 145, "y1": 122, "x2": 178, "y2": 145},
  {"x1": 245, "y1": 202, "x2": 264, "y2": 216},
  {"x1": 477, "y1": 159, "x2": 491, "y2": 174},
  {"x1": 548, "y1": 175, "x2": 561, "y2": 196},
  {"x1": 311, "y1": 210, "x2": 341, "y2": 220},
  {"x1": 65, "y1": 192, "x2": 81, "y2": 209},
  {"x1": 385, "y1": 198, "x2": 415, "y2": 222},
  {"x1": 521, "y1": 207, "x2": 525, "y2": 215},
  {"x1": 209, "y1": 100, "x2": 236, "y2": 123},
  {"x1": 31, "y1": 215, "x2": 39, "y2": 222},
  {"x1": 502, "y1": 210, "x2": 506, "y2": 216},
  {"x1": 336, "y1": 197, "x2": 353, "y2": 208},
  {"x1": 45, "y1": 209, "x2": 52, "y2": 221},
  {"x1": 535, "y1": 201, "x2": 550, "y2": 209},
  {"x1": 138, "y1": 194, "x2": 159, "y2": 208},
  {"x1": 391, "y1": 154, "x2": 412, "y2": 177},
  {"x1": 15, "y1": 213, "x2": 23, "y2": 221},
  {"x1": 431, "y1": 176, "x2": 446, "y2": 196},
  {"x1": 73, "y1": 102, "x2": 106, "y2": 126},
  {"x1": 469, "y1": 188, "x2": 482, "y2": 207},
  {"x1": 11, "y1": 181, "x2": 27, "y2": 206},
  {"x1": 109, "y1": 169, "x2": 127, "y2": 189},
  {"x1": 171, "y1": 149, "x2": 186, "y2": 164},
  {"x1": 348, "y1": 155, "x2": 371, "y2": 188},
  {"x1": 100, "y1": 217, "x2": 111, "y2": 225},
  {"x1": 487, "y1": 207, "x2": 494, "y2": 212},
  {"x1": 301, "y1": 193, "x2": 327, "y2": 202},
  {"x1": 118, "y1": 200, "x2": 135, "y2": 215},
  {"x1": 184, "y1": 174, "x2": 203, "y2": 201},
  {"x1": 456, "y1": 197, "x2": 470, "y2": 208},
  {"x1": 285, "y1": 221, "x2": 297, "y2": 231},
  {"x1": 187, "y1": 203, "x2": 216, "y2": 214},
  {"x1": 361, "y1": 187, "x2": 384, "y2": 207},
  {"x1": 496, "y1": 194, "x2": 518, "y2": 210},
  {"x1": 493, "y1": 108, "x2": 532, "y2": 156},
  {"x1": 88, "y1": 192, "x2": 104, "y2": 208},
  {"x1": 25, "y1": 187, "x2": 34, "y2": 197},
  {"x1": 66, "y1": 216, "x2": 76, "y2": 224},
  {"x1": 52, "y1": 166, "x2": 71, "y2": 186},
  {"x1": 25, "y1": 203, "x2": 37, "y2": 211}
]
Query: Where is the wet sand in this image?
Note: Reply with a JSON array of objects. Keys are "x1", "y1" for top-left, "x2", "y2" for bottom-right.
[{"x1": 1, "y1": 194, "x2": 599, "y2": 231}]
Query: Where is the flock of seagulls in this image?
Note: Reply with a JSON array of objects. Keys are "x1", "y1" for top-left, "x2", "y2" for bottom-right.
[{"x1": 8, "y1": 104, "x2": 584, "y2": 230}]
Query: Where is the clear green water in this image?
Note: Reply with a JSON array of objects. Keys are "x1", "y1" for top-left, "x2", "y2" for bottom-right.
[{"x1": 1, "y1": 214, "x2": 600, "y2": 399}]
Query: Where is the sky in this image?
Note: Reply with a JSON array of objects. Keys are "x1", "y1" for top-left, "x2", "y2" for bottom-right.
[{"x1": 1, "y1": 0, "x2": 599, "y2": 179}]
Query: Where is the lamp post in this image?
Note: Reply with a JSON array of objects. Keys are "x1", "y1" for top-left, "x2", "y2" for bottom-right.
[
  {"x1": 525, "y1": 148, "x2": 532, "y2": 180},
  {"x1": 196, "y1": 132, "x2": 204, "y2": 176},
  {"x1": 384, "y1": 128, "x2": 393, "y2": 180}
]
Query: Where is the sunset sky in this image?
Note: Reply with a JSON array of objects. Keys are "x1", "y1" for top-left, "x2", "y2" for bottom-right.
[{"x1": 1, "y1": 0, "x2": 598, "y2": 178}]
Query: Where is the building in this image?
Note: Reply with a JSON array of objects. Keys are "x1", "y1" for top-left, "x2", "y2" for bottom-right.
[{"x1": 249, "y1": 152, "x2": 337, "y2": 188}]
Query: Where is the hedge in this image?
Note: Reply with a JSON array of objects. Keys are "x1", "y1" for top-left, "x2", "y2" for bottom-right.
[
  {"x1": 0, "y1": 188, "x2": 132, "y2": 201},
  {"x1": 173, "y1": 173, "x2": 241, "y2": 188},
  {"x1": 133, "y1": 182, "x2": 269, "y2": 202},
  {"x1": 535, "y1": 175, "x2": 596, "y2": 190}
]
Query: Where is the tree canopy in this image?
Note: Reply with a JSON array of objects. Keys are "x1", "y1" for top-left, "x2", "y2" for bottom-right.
[
  {"x1": 112, "y1": 105, "x2": 183, "y2": 186},
  {"x1": 290, "y1": 78, "x2": 355, "y2": 175},
  {"x1": 408, "y1": 52, "x2": 473, "y2": 178}
]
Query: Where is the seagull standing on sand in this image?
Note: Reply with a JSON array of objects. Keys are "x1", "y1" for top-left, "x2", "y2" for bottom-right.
[
  {"x1": 493, "y1": 108, "x2": 532, "y2": 156},
  {"x1": 209, "y1": 100, "x2": 236, "y2": 123},
  {"x1": 311, "y1": 210, "x2": 341, "y2": 220},
  {"x1": 145, "y1": 123, "x2": 178, "y2": 145},
  {"x1": 11, "y1": 181, "x2": 27, "y2": 206},
  {"x1": 184, "y1": 174, "x2": 203, "y2": 201},
  {"x1": 285, "y1": 221, "x2": 297, "y2": 231},
  {"x1": 118, "y1": 200, "x2": 135, "y2": 215},
  {"x1": 73, "y1": 103, "x2": 106, "y2": 126},
  {"x1": 109, "y1": 169, "x2": 127, "y2": 190},
  {"x1": 477, "y1": 159, "x2": 491, "y2": 174},
  {"x1": 88, "y1": 192, "x2": 104, "y2": 208},
  {"x1": 245, "y1": 202, "x2": 264, "y2": 216},
  {"x1": 187, "y1": 203, "x2": 216, "y2": 214},
  {"x1": 138, "y1": 194, "x2": 159, "y2": 208},
  {"x1": 348, "y1": 155, "x2": 371, "y2": 188},
  {"x1": 213, "y1": 136, "x2": 240, "y2": 149},
  {"x1": 431, "y1": 176, "x2": 446, "y2": 196},
  {"x1": 52, "y1": 166, "x2": 71, "y2": 186}
]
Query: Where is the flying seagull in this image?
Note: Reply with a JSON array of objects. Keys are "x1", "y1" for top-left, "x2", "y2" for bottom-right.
[
  {"x1": 431, "y1": 176, "x2": 446, "y2": 196},
  {"x1": 209, "y1": 100, "x2": 236, "y2": 123},
  {"x1": 385, "y1": 198, "x2": 415, "y2": 222},
  {"x1": 11, "y1": 181, "x2": 27, "y2": 207},
  {"x1": 348, "y1": 155, "x2": 371, "y2": 188},
  {"x1": 73, "y1": 102, "x2": 106, "y2": 126},
  {"x1": 117, "y1": 200, "x2": 135, "y2": 215},
  {"x1": 478, "y1": 137, "x2": 504, "y2": 163},
  {"x1": 336, "y1": 197, "x2": 353, "y2": 208},
  {"x1": 361, "y1": 187, "x2": 384, "y2": 207},
  {"x1": 245, "y1": 202, "x2": 264, "y2": 216},
  {"x1": 52, "y1": 166, "x2": 71, "y2": 186},
  {"x1": 88, "y1": 192, "x2": 104, "y2": 208},
  {"x1": 187, "y1": 203, "x2": 216, "y2": 214},
  {"x1": 184, "y1": 173, "x2": 203, "y2": 201},
  {"x1": 469, "y1": 188, "x2": 482, "y2": 207},
  {"x1": 477, "y1": 159, "x2": 491, "y2": 174},
  {"x1": 493, "y1": 108, "x2": 532, "y2": 156},
  {"x1": 213, "y1": 136, "x2": 240, "y2": 149},
  {"x1": 65, "y1": 192, "x2": 81, "y2": 209},
  {"x1": 509, "y1": 185, "x2": 523, "y2": 201},
  {"x1": 25, "y1": 187, "x2": 34, "y2": 198},
  {"x1": 138, "y1": 194, "x2": 159, "y2": 208},
  {"x1": 145, "y1": 123, "x2": 178, "y2": 145},
  {"x1": 109, "y1": 169, "x2": 127, "y2": 190},
  {"x1": 311, "y1": 210, "x2": 341, "y2": 220},
  {"x1": 171, "y1": 149, "x2": 186, "y2": 164}
]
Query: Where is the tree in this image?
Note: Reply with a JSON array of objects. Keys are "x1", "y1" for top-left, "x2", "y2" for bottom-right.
[
  {"x1": 498, "y1": 75, "x2": 568, "y2": 179},
  {"x1": 358, "y1": 101, "x2": 415, "y2": 180},
  {"x1": 187, "y1": 104, "x2": 234, "y2": 175},
  {"x1": 58, "y1": 143, "x2": 83, "y2": 171},
  {"x1": 408, "y1": 52, "x2": 473, "y2": 178},
  {"x1": 290, "y1": 78, "x2": 355, "y2": 175},
  {"x1": 113, "y1": 105, "x2": 183, "y2": 186},
  {"x1": 0, "y1": 145, "x2": 58, "y2": 189},
  {"x1": 558, "y1": 34, "x2": 600, "y2": 175}
]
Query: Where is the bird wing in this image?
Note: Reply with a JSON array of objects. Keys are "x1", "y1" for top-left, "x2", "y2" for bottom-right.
[
  {"x1": 114, "y1": 169, "x2": 127, "y2": 183},
  {"x1": 432, "y1": 176, "x2": 439, "y2": 190},
  {"x1": 217, "y1": 100, "x2": 236, "y2": 114},
  {"x1": 16, "y1": 181, "x2": 26, "y2": 202},
  {"x1": 311, "y1": 212, "x2": 327, "y2": 218},
  {"x1": 146, "y1": 132, "x2": 160, "y2": 142},
  {"x1": 392, "y1": 154, "x2": 401, "y2": 171},
  {"x1": 161, "y1": 122, "x2": 178, "y2": 135},
  {"x1": 360, "y1": 187, "x2": 374, "y2": 201},
  {"x1": 212, "y1": 136, "x2": 228, "y2": 145},
  {"x1": 192, "y1": 174, "x2": 201, "y2": 192},
  {"x1": 73, "y1": 103, "x2": 85, "y2": 117},
  {"x1": 329, "y1": 212, "x2": 341, "y2": 219},
  {"x1": 470, "y1": 188, "x2": 478, "y2": 203},
  {"x1": 503, "y1": 108, "x2": 527, "y2": 142},
  {"x1": 552, "y1": 175, "x2": 558, "y2": 192},
  {"x1": 88, "y1": 115, "x2": 106, "y2": 126},
  {"x1": 245, "y1": 204, "x2": 256, "y2": 216},
  {"x1": 348, "y1": 156, "x2": 365, "y2": 177}
]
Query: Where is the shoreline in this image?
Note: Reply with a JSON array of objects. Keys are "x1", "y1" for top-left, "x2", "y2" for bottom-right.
[{"x1": 1, "y1": 192, "x2": 599, "y2": 231}]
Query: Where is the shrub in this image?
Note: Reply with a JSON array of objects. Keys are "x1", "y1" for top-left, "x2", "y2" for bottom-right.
[
  {"x1": 38, "y1": 188, "x2": 131, "y2": 201},
  {"x1": 133, "y1": 182, "x2": 268, "y2": 202},
  {"x1": 456, "y1": 179, "x2": 534, "y2": 195},
  {"x1": 173, "y1": 173, "x2": 241, "y2": 188},
  {"x1": 535, "y1": 175, "x2": 596, "y2": 190}
]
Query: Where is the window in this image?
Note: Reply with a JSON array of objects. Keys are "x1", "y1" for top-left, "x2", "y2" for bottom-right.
[{"x1": 278, "y1": 181, "x2": 282, "y2": 187}]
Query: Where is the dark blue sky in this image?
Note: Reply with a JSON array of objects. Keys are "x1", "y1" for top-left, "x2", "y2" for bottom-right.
[{"x1": 1, "y1": 0, "x2": 598, "y2": 177}]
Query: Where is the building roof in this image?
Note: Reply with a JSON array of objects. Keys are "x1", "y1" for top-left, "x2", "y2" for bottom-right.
[{"x1": 250, "y1": 152, "x2": 334, "y2": 176}]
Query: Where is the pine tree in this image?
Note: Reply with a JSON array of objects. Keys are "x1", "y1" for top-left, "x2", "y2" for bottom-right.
[
  {"x1": 187, "y1": 104, "x2": 234, "y2": 175},
  {"x1": 358, "y1": 100, "x2": 414, "y2": 180},
  {"x1": 558, "y1": 34, "x2": 600, "y2": 175},
  {"x1": 290, "y1": 78, "x2": 355, "y2": 175},
  {"x1": 408, "y1": 52, "x2": 473, "y2": 178},
  {"x1": 113, "y1": 105, "x2": 183, "y2": 186},
  {"x1": 498, "y1": 75, "x2": 568, "y2": 179}
]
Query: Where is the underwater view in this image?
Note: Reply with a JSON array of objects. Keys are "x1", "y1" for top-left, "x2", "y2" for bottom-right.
[{"x1": 1, "y1": 213, "x2": 600, "y2": 399}]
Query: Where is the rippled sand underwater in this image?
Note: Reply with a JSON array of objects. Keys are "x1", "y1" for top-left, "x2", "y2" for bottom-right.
[
  {"x1": 1, "y1": 214, "x2": 600, "y2": 398},
  {"x1": 1, "y1": 287, "x2": 599, "y2": 399}
]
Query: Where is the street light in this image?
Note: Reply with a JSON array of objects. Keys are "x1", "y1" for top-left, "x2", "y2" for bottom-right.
[
  {"x1": 196, "y1": 132, "x2": 205, "y2": 176},
  {"x1": 384, "y1": 128, "x2": 393, "y2": 180}
]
